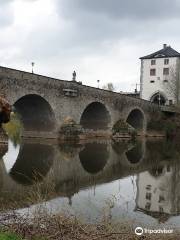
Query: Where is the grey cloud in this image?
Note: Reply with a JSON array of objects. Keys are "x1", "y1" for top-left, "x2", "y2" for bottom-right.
[
  {"x1": 0, "y1": 1, "x2": 14, "y2": 27},
  {"x1": 53, "y1": 0, "x2": 180, "y2": 49},
  {"x1": 21, "y1": 0, "x2": 180, "y2": 62},
  {"x1": 2, "y1": 0, "x2": 180, "y2": 92},
  {"x1": 59, "y1": 0, "x2": 180, "y2": 20},
  {"x1": 0, "y1": 0, "x2": 12, "y2": 4}
]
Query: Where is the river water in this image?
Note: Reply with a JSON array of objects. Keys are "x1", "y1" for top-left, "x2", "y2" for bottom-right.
[{"x1": 1, "y1": 138, "x2": 180, "y2": 230}]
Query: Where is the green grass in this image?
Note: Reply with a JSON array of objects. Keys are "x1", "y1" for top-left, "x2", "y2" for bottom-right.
[{"x1": 0, "y1": 233, "x2": 22, "y2": 240}]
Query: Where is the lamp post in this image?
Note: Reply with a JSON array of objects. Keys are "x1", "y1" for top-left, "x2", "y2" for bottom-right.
[
  {"x1": 31, "y1": 62, "x2": 35, "y2": 74},
  {"x1": 97, "y1": 80, "x2": 100, "y2": 88}
]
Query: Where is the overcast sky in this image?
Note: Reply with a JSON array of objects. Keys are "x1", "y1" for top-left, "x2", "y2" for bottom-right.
[{"x1": 1, "y1": 0, "x2": 180, "y2": 92}]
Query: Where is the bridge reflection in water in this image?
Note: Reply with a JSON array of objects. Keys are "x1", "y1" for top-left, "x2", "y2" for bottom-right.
[{"x1": 1, "y1": 138, "x2": 180, "y2": 227}]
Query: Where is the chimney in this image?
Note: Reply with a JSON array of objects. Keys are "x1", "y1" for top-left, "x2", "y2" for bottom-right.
[{"x1": 163, "y1": 44, "x2": 167, "y2": 49}]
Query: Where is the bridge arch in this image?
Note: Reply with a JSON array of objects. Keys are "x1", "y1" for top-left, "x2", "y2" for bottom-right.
[
  {"x1": 80, "y1": 101, "x2": 111, "y2": 130},
  {"x1": 126, "y1": 108, "x2": 145, "y2": 132},
  {"x1": 13, "y1": 94, "x2": 56, "y2": 132}
]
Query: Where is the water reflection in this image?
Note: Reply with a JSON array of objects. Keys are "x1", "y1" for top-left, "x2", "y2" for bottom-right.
[
  {"x1": 3, "y1": 141, "x2": 54, "y2": 185},
  {"x1": 125, "y1": 142, "x2": 144, "y2": 164},
  {"x1": 1, "y1": 138, "x2": 180, "y2": 227},
  {"x1": 136, "y1": 163, "x2": 179, "y2": 223},
  {"x1": 3, "y1": 141, "x2": 19, "y2": 173},
  {"x1": 135, "y1": 140, "x2": 180, "y2": 224},
  {"x1": 12, "y1": 143, "x2": 54, "y2": 185},
  {"x1": 0, "y1": 144, "x2": 8, "y2": 159},
  {"x1": 79, "y1": 143, "x2": 109, "y2": 174}
]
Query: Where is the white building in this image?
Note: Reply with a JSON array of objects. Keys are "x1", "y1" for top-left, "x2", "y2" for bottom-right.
[
  {"x1": 135, "y1": 163, "x2": 180, "y2": 222},
  {"x1": 140, "y1": 44, "x2": 180, "y2": 105},
  {"x1": 136, "y1": 166, "x2": 173, "y2": 222}
]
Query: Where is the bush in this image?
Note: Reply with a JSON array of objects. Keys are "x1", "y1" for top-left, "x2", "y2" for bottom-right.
[
  {"x1": 164, "y1": 120, "x2": 177, "y2": 139},
  {"x1": 112, "y1": 119, "x2": 131, "y2": 135},
  {"x1": 147, "y1": 116, "x2": 179, "y2": 139},
  {"x1": 2, "y1": 112, "x2": 22, "y2": 146},
  {"x1": 59, "y1": 117, "x2": 82, "y2": 140}
]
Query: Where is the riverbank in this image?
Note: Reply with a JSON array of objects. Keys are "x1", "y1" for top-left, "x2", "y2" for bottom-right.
[{"x1": 0, "y1": 212, "x2": 179, "y2": 240}]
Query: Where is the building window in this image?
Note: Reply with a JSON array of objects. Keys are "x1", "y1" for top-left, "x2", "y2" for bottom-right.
[
  {"x1": 163, "y1": 68, "x2": 169, "y2": 75},
  {"x1": 146, "y1": 185, "x2": 152, "y2": 190},
  {"x1": 163, "y1": 79, "x2": 168, "y2": 83},
  {"x1": 151, "y1": 60, "x2": 156, "y2": 65},
  {"x1": 146, "y1": 192, "x2": 152, "y2": 200},
  {"x1": 159, "y1": 195, "x2": 165, "y2": 203},
  {"x1": 150, "y1": 69, "x2": 156, "y2": 76},
  {"x1": 150, "y1": 80, "x2": 155, "y2": 83},
  {"x1": 164, "y1": 59, "x2": 169, "y2": 65}
]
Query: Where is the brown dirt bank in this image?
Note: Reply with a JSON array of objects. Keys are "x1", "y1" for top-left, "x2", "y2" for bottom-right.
[{"x1": 1, "y1": 212, "x2": 179, "y2": 240}]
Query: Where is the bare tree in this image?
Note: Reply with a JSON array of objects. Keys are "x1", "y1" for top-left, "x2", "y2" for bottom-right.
[{"x1": 102, "y1": 82, "x2": 115, "y2": 91}]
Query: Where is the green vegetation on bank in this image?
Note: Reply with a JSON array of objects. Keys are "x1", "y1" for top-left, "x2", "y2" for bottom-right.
[
  {"x1": 146, "y1": 112, "x2": 180, "y2": 138},
  {"x1": 0, "y1": 233, "x2": 22, "y2": 240},
  {"x1": 59, "y1": 117, "x2": 82, "y2": 140},
  {"x1": 2, "y1": 112, "x2": 22, "y2": 146}
]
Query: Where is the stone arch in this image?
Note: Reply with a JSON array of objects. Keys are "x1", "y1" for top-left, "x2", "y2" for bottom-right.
[
  {"x1": 13, "y1": 94, "x2": 56, "y2": 132},
  {"x1": 80, "y1": 102, "x2": 111, "y2": 130},
  {"x1": 126, "y1": 108, "x2": 145, "y2": 131},
  {"x1": 150, "y1": 91, "x2": 167, "y2": 105}
]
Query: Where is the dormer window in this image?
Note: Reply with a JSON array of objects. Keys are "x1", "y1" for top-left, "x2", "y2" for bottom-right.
[
  {"x1": 151, "y1": 60, "x2": 156, "y2": 65},
  {"x1": 164, "y1": 59, "x2": 169, "y2": 65},
  {"x1": 154, "y1": 54, "x2": 165, "y2": 57}
]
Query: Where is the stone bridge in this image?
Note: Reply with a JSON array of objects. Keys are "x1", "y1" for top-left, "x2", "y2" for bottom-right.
[{"x1": 0, "y1": 66, "x2": 170, "y2": 137}]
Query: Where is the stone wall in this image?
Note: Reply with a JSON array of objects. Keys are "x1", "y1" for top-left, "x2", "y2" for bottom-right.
[{"x1": 0, "y1": 66, "x2": 162, "y2": 137}]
